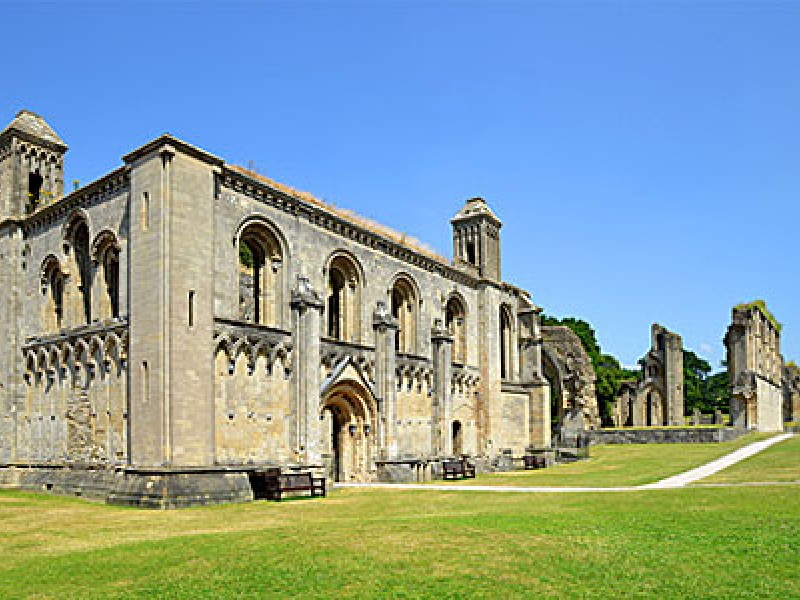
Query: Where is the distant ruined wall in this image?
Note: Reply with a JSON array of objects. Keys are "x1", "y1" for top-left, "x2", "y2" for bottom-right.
[
  {"x1": 725, "y1": 302, "x2": 784, "y2": 432},
  {"x1": 613, "y1": 324, "x2": 684, "y2": 427},
  {"x1": 541, "y1": 325, "x2": 599, "y2": 432},
  {"x1": 784, "y1": 365, "x2": 800, "y2": 423}
]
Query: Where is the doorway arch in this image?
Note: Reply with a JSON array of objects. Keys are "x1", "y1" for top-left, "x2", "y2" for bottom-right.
[{"x1": 321, "y1": 380, "x2": 376, "y2": 482}]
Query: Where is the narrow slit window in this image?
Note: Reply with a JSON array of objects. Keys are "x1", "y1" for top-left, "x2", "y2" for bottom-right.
[
  {"x1": 141, "y1": 192, "x2": 150, "y2": 231},
  {"x1": 142, "y1": 361, "x2": 150, "y2": 403},
  {"x1": 188, "y1": 290, "x2": 195, "y2": 327}
]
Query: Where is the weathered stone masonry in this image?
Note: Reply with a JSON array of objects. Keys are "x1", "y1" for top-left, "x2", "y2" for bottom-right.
[{"x1": 0, "y1": 110, "x2": 600, "y2": 505}]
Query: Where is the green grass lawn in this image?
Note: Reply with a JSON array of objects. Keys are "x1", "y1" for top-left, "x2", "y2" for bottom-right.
[
  {"x1": 699, "y1": 433, "x2": 800, "y2": 485},
  {"x1": 1, "y1": 484, "x2": 799, "y2": 599},
  {"x1": 433, "y1": 432, "x2": 773, "y2": 488}
]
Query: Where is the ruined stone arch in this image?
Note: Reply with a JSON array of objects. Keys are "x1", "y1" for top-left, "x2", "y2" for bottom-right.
[
  {"x1": 541, "y1": 345, "x2": 569, "y2": 432},
  {"x1": 445, "y1": 292, "x2": 468, "y2": 365},
  {"x1": 324, "y1": 250, "x2": 364, "y2": 343},
  {"x1": 235, "y1": 215, "x2": 288, "y2": 328},
  {"x1": 637, "y1": 384, "x2": 665, "y2": 427},
  {"x1": 389, "y1": 272, "x2": 419, "y2": 354}
]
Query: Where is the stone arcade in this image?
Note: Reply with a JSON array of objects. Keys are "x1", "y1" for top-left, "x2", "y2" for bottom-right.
[{"x1": 0, "y1": 111, "x2": 600, "y2": 507}]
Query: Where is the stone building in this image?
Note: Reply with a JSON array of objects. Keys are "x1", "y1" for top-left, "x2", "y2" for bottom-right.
[
  {"x1": 724, "y1": 301, "x2": 784, "y2": 432},
  {"x1": 612, "y1": 324, "x2": 684, "y2": 427},
  {"x1": 784, "y1": 364, "x2": 800, "y2": 424},
  {"x1": 0, "y1": 110, "x2": 598, "y2": 505}
]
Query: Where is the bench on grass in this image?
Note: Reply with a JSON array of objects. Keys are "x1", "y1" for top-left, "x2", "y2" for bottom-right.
[
  {"x1": 258, "y1": 469, "x2": 326, "y2": 501},
  {"x1": 522, "y1": 454, "x2": 547, "y2": 470},
  {"x1": 442, "y1": 458, "x2": 476, "y2": 480}
]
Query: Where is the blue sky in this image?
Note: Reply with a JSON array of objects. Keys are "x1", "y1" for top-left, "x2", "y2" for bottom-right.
[{"x1": 2, "y1": 1, "x2": 797, "y2": 369}]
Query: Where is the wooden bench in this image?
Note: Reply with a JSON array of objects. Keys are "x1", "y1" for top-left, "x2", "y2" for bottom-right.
[
  {"x1": 257, "y1": 470, "x2": 326, "y2": 501},
  {"x1": 523, "y1": 454, "x2": 546, "y2": 470},
  {"x1": 442, "y1": 458, "x2": 476, "y2": 480}
]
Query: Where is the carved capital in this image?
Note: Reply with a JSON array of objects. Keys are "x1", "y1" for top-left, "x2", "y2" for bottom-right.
[
  {"x1": 372, "y1": 300, "x2": 398, "y2": 331},
  {"x1": 290, "y1": 274, "x2": 323, "y2": 310}
]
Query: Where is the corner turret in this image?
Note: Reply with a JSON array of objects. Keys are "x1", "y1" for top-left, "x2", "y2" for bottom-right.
[
  {"x1": 451, "y1": 197, "x2": 502, "y2": 280},
  {"x1": 0, "y1": 110, "x2": 67, "y2": 219}
]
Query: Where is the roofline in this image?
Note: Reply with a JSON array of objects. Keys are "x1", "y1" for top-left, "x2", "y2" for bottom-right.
[
  {"x1": 0, "y1": 126, "x2": 68, "y2": 153},
  {"x1": 122, "y1": 134, "x2": 224, "y2": 167}
]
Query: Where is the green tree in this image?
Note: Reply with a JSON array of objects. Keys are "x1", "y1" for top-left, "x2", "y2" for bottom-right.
[
  {"x1": 683, "y1": 349, "x2": 712, "y2": 414},
  {"x1": 703, "y1": 370, "x2": 731, "y2": 413}
]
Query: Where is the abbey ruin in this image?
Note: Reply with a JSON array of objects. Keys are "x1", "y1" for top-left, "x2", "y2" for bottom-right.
[
  {"x1": 0, "y1": 110, "x2": 795, "y2": 507},
  {"x1": 725, "y1": 302, "x2": 786, "y2": 432},
  {"x1": 613, "y1": 324, "x2": 684, "y2": 427},
  {"x1": 0, "y1": 111, "x2": 607, "y2": 505}
]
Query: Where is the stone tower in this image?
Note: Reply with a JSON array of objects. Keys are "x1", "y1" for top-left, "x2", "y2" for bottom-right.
[
  {"x1": 725, "y1": 301, "x2": 784, "y2": 431},
  {"x1": 0, "y1": 110, "x2": 67, "y2": 218},
  {"x1": 0, "y1": 111, "x2": 68, "y2": 462},
  {"x1": 451, "y1": 197, "x2": 502, "y2": 281},
  {"x1": 652, "y1": 324, "x2": 684, "y2": 425}
]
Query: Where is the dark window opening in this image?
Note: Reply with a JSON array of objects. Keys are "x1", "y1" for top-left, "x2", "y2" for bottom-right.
[
  {"x1": 73, "y1": 222, "x2": 92, "y2": 324},
  {"x1": 327, "y1": 269, "x2": 345, "y2": 339},
  {"x1": 103, "y1": 249, "x2": 120, "y2": 319},
  {"x1": 466, "y1": 240, "x2": 476, "y2": 265},
  {"x1": 392, "y1": 289, "x2": 403, "y2": 353},
  {"x1": 28, "y1": 171, "x2": 43, "y2": 209},
  {"x1": 188, "y1": 290, "x2": 195, "y2": 327},
  {"x1": 452, "y1": 420, "x2": 463, "y2": 456}
]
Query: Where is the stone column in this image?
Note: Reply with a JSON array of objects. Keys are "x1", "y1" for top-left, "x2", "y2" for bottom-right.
[
  {"x1": 372, "y1": 301, "x2": 398, "y2": 459},
  {"x1": 291, "y1": 275, "x2": 323, "y2": 466},
  {"x1": 431, "y1": 319, "x2": 453, "y2": 456}
]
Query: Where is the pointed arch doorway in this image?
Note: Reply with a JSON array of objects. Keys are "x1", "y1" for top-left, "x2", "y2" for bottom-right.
[{"x1": 320, "y1": 379, "x2": 377, "y2": 483}]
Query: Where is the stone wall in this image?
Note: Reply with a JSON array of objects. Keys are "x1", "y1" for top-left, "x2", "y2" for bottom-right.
[{"x1": 588, "y1": 427, "x2": 746, "y2": 445}]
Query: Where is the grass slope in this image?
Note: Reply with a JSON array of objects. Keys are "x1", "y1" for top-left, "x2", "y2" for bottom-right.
[
  {"x1": 1, "y1": 485, "x2": 799, "y2": 599},
  {"x1": 700, "y1": 434, "x2": 800, "y2": 485},
  {"x1": 434, "y1": 432, "x2": 772, "y2": 488}
]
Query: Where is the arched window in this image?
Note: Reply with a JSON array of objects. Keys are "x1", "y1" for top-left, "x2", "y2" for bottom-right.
[
  {"x1": 41, "y1": 256, "x2": 64, "y2": 332},
  {"x1": 445, "y1": 295, "x2": 467, "y2": 364},
  {"x1": 65, "y1": 217, "x2": 92, "y2": 325},
  {"x1": 104, "y1": 248, "x2": 120, "y2": 319},
  {"x1": 92, "y1": 231, "x2": 121, "y2": 321},
  {"x1": 326, "y1": 253, "x2": 362, "y2": 342},
  {"x1": 499, "y1": 304, "x2": 513, "y2": 380},
  {"x1": 390, "y1": 275, "x2": 418, "y2": 354},
  {"x1": 238, "y1": 223, "x2": 283, "y2": 327}
]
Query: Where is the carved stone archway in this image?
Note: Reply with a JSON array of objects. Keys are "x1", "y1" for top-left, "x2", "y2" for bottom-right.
[{"x1": 320, "y1": 361, "x2": 378, "y2": 482}]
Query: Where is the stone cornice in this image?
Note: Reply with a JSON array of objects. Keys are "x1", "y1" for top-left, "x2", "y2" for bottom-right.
[
  {"x1": 21, "y1": 166, "x2": 130, "y2": 235},
  {"x1": 220, "y1": 166, "x2": 480, "y2": 289}
]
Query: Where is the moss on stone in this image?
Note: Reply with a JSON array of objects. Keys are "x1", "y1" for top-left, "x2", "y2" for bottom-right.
[{"x1": 735, "y1": 299, "x2": 782, "y2": 332}]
